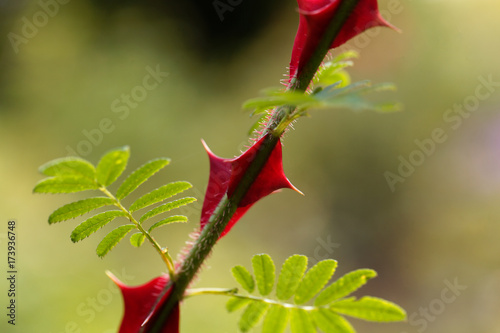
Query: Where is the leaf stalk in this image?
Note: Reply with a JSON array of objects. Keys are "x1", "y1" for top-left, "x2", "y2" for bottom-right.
[{"x1": 99, "y1": 186, "x2": 176, "y2": 279}]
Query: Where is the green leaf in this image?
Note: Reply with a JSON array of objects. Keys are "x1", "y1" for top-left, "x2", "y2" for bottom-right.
[
  {"x1": 96, "y1": 146, "x2": 130, "y2": 186},
  {"x1": 70, "y1": 211, "x2": 127, "y2": 242},
  {"x1": 139, "y1": 197, "x2": 196, "y2": 223},
  {"x1": 148, "y1": 215, "x2": 188, "y2": 233},
  {"x1": 116, "y1": 158, "x2": 171, "y2": 200},
  {"x1": 33, "y1": 176, "x2": 99, "y2": 194},
  {"x1": 239, "y1": 301, "x2": 269, "y2": 332},
  {"x1": 262, "y1": 305, "x2": 289, "y2": 333},
  {"x1": 290, "y1": 308, "x2": 315, "y2": 333},
  {"x1": 39, "y1": 157, "x2": 96, "y2": 180},
  {"x1": 129, "y1": 232, "x2": 146, "y2": 247},
  {"x1": 373, "y1": 101, "x2": 403, "y2": 113},
  {"x1": 226, "y1": 297, "x2": 251, "y2": 313},
  {"x1": 315, "y1": 69, "x2": 351, "y2": 88},
  {"x1": 276, "y1": 255, "x2": 308, "y2": 301},
  {"x1": 314, "y1": 81, "x2": 401, "y2": 113},
  {"x1": 314, "y1": 62, "x2": 352, "y2": 87},
  {"x1": 294, "y1": 259, "x2": 337, "y2": 305},
  {"x1": 252, "y1": 254, "x2": 275, "y2": 296},
  {"x1": 48, "y1": 197, "x2": 115, "y2": 224},
  {"x1": 332, "y1": 50, "x2": 359, "y2": 63},
  {"x1": 314, "y1": 80, "x2": 366, "y2": 100},
  {"x1": 232, "y1": 265, "x2": 255, "y2": 293},
  {"x1": 96, "y1": 224, "x2": 135, "y2": 257},
  {"x1": 331, "y1": 296, "x2": 407, "y2": 322},
  {"x1": 225, "y1": 255, "x2": 407, "y2": 333},
  {"x1": 315, "y1": 269, "x2": 377, "y2": 306},
  {"x1": 129, "y1": 181, "x2": 192, "y2": 212},
  {"x1": 243, "y1": 89, "x2": 317, "y2": 111},
  {"x1": 312, "y1": 308, "x2": 355, "y2": 333},
  {"x1": 367, "y1": 82, "x2": 398, "y2": 93}
]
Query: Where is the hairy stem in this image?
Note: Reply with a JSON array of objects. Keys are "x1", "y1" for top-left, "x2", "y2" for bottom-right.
[{"x1": 144, "y1": 0, "x2": 362, "y2": 331}]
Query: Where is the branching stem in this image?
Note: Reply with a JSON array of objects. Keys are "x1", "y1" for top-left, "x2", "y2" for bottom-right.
[{"x1": 99, "y1": 186, "x2": 176, "y2": 279}]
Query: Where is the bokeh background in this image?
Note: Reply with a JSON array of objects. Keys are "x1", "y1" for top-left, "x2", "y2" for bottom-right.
[{"x1": 1, "y1": 0, "x2": 500, "y2": 332}]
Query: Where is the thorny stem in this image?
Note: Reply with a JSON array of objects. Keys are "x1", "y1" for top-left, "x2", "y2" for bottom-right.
[
  {"x1": 144, "y1": 0, "x2": 362, "y2": 331},
  {"x1": 99, "y1": 186, "x2": 176, "y2": 279}
]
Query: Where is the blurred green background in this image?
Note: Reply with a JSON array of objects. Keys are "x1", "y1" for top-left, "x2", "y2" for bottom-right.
[{"x1": 1, "y1": 0, "x2": 500, "y2": 332}]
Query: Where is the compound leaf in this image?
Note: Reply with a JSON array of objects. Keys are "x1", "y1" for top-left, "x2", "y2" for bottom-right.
[
  {"x1": 294, "y1": 259, "x2": 337, "y2": 305},
  {"x1": 96, "y1": 146, "x2": 130, "y2": 186},
  {"x1": 331, "y1": 296, "x2": 406, "y2": 322},
  {"x1": 276, "y1": 255, "x2": 308, "y2": 301},
  {"x1": 226, "y1": 255, "x2": 406, "y2": 333},
  {"x1": 130, "y1": 181, "x2": 192, "y2": 212},
  {"x1": 315, "y1": 269, "x2": 377, "y2": 306},
  {"x1": 70, "y1": 210, "x2": 127, "y2": 242},
  {"x1": 33, "y1": 176, "x2": 98, "y2": 194},
  {"x1": 232, "y1": 265, "x2": 255, "y2": 293},
  {"x1": 49, "y1": 197, "x2": 115, "y2": 224},
  {"x1": 116, "y1": 158, "x2": 170, "y2": 200},
  {"x1": 96, "y1": 224, "x2": 135, "y2": 257},
  {"x1": 139, "y1": 197, "x2": 196, "y2": 223},
  {"x1": 252, "y1": 254, "x2": 275, "y2": 296}
]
